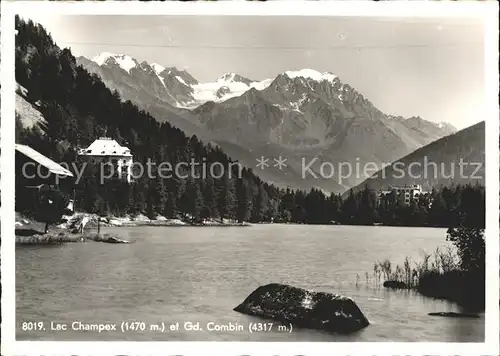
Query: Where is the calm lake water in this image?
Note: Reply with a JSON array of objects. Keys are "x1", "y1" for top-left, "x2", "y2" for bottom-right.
[{"x1": 16, "y1": 225, "x2": 484, "y2": 342}]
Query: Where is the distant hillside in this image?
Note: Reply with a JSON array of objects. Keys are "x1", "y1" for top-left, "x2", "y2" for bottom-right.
[{"x1": 349, "y1": 121, "x2": 485, "y2": 194}]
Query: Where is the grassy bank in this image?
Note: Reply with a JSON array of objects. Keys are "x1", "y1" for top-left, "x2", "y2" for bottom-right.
[
  {"x1": 15, "y1": 229, "x2": 126, "y2": 245},
  {"x1": 417, "y1": 269, "x2": 485, "y2": 311},
  {"x1": 16, "y1": 230, "x2": 84, "y2": 244},
  {"x1": 370, "y1": 246, "x2": 485, "y2": 311}
]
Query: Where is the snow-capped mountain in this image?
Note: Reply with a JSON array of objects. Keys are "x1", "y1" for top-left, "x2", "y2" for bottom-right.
[
  {"x1": 85, "y1": 53, "x2": 198, "y2": 107},
  {"x1": 76, "y1": 53, "x2": 457, "y2": 192},
  {"x1": 184, "y1": 70, "x2": 337, "y2": 108},
  {"x1": 93, "y1": 52, "x2": 139, "y2": 73},
  {"x1": 82, "y1": 53, "x2": 344, "y2": 109},
  {"x1": 284, "y1": 69, "x2": 337, "y2": 83},
  {"x1": 184, "y1": 72, "x2": 273, "y2": 108}
]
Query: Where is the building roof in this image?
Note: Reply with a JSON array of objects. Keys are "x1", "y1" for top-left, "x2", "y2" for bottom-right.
[
  {"x1": 15, "y1": 144, "x2": 74, "y2": 177},
  {"x1": 389, "y1": 184, "x2": 422, "y2": 190},
  {"x1": 78, "y1": 137, "x2": 132, "y2": 157}
]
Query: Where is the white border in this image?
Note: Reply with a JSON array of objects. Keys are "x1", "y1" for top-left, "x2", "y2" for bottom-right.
[{"x1": 1, "y1": 1, "x2": 499, "y2": 355}]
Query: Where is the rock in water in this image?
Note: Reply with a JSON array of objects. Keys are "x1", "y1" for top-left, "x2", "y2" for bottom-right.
[
  {"x1": 102, "y1": 236, "x2": 130, "y2": 244},
  {"x1": 383, "y1": 280, "x2": 408, "y2": 289},
  {"x1": 233, "y1": 283, "x2": 369, "y2": 334},
  {"x1": 428, "y1": 312, "x2": 480, "y2": 318}
]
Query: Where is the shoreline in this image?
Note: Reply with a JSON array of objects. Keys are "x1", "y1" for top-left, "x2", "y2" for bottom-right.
[
  {"x1": 14, "y1": 212, "x2": 468, "y2": 232},
  {"x1": 87, "y1": 219, "x2": 252, "y2": 229},
  {"x1": 94, "y1": 220, "x2": 457, "y2": 229},
  {"x1": 15, "y1": 230, "x2": 127, "y2": 244}
]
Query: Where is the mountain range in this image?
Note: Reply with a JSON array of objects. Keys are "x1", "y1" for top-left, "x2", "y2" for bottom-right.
[{"x1": 76, "y1": 53, "x2": 458, "y2": 193}]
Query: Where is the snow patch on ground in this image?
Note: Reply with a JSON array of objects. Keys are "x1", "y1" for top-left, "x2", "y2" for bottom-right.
[
  {"x1": 133, "y1": 214, "x2": 150, "y2": 222},
  {"x1": 108, "y1": 219, "x2": 124, "y2": 226}
]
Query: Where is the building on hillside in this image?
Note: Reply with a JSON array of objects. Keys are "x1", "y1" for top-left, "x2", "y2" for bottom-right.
[
  {"x1": 16, "y1": 143, "x2": 74, "y2": 187},
  {"x1": 77, "y1": 137, "x2": 133, "y2": 183},
  {"x1": 391, "y1": 184, "x2": 423, "y2": 205},
  {"x1": 377, "y1": 184, "x2": 425, "y2": 206},
  {"x1": 15, "y1": 143, "x2": 75, "y2": 212}
]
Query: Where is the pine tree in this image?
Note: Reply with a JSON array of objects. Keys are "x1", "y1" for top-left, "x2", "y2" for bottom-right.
[
  {"x1": 152, "y1": 177, "x2": 168, "y2": 218},
  {"x1": 358, "y1": 185, "x2": 377, "y2": 225},
  {"x1": 236, "y1": 179, "x2": 253, "y2": 223},
  {"x1": 131, "y1": 182, "x2": 147, "y2": 216},
  {"x1": 15, "y1": 113, "x2": 26, "y2": 143},
  {"x1": 327, "y1": 193, "x2": 341, "y2": 223},
  {"x1": 201, "y1": 176, "x2": 218, "y2": 219},
  {"x1": 251, "y1": 184, "x2": 268, "y2": 222},
  {"x1": 216, "y1": 174, "x2": 236, "y2": 223},
  {"x1": 165, "y1": 190, "x2": 178, "y2": 219},
  {"x1": 341, "y1": 189, "x2": 358, "y2": 224},
  {"x1": 34, "y1": 187, "x2": 69, "y2": 234},
  {"x1": 181, "y1": 177, "x2": 204, "y2": 223},
  {"x1": 429, "y1": 191, "x2": 447, "y2": 227}
]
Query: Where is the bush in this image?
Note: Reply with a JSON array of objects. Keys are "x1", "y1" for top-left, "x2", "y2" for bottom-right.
[
  {"x1": 446, "y1": 227, "x2": 485, "y2": 272},
  {"x1": 371, "y1": 228, "x2": 485, "y2": 311},
  {"x1": 417, "y1": 269, "x2": 485, "y2": 311},
  {"x1": 33, "y1": 188, "x2": 69, "y2": 233}
]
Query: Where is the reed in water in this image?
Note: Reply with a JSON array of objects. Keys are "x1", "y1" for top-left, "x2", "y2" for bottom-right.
[{"x1": 364, "y1": 228, "x2": 485, "y2": 311}]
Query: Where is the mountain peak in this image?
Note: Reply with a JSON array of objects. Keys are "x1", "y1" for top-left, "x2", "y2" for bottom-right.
[
  {"x1": 219, "y1": 72, "x2": 236, "y2": 81},
  {"x1": 92, "y1": 52, "x2": 138, "y2": 74},
  {"x1": 162, "y1": 67, "x2": 199, "y2": 86},
  {"x1": 151, "y1": 63, "x2": 166, "y2": 74},
  {"x1": 436, "y1": 121, "x2": 457, "y2": 135},
  {"x1": 284, "y1": 69, "x2": 337, "y2": 83},
  {"x1": 437, "y1": 121, "x2": 456, "y2": 129},
  {"x1": 218, "y1": 72, "x2": 253, "y2": 86}
]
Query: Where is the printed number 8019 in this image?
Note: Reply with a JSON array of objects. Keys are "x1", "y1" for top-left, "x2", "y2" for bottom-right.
[{"x1": 21, "y1": 321, "x2": 45, "y2": 331}]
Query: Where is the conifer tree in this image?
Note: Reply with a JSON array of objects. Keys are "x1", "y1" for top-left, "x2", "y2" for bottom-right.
[
  {"x1": 236, "y1": 179, "x2": 253, "y2": 223},
  {"x1": 216, "y1": 174, "x2": 236, "y2": 222},
  {"x1": 201, "y1": 176, "x2": 218, "y2": 219}
]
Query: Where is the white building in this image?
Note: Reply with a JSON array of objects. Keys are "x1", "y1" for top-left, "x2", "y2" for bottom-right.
[
  {"x1": 78, "y1": 137, "x2": 133, "y2": 183},
  {"x1": 378, "y1": 184, "x2": 425, "y2": 206},
  {"x1": 390, "y1": 184, "x2": 423, "y2": 205}
]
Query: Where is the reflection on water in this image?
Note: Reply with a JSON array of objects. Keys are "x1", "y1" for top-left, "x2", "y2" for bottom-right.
[{"x1": 16, "y1": 225, "x2": 484, "y2": 341}]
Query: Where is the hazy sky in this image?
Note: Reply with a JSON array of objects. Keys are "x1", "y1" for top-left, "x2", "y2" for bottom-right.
[{"x1": 24, "y1": 14, "x2": 485, "y2": 130}]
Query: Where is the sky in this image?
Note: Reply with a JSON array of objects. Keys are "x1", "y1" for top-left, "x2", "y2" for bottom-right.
[{"x1": 23, "y1": 14, "x2": 486, "y2": 130}]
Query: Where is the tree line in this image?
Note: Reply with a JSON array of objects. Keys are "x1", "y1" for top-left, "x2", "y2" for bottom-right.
[{"x1": 14, "y1": 16, "x2": 485, "y2": 229}]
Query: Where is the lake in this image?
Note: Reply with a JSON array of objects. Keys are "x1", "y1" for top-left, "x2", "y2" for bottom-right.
[{"x1": 16, "y1": 224, "x2": 484, "y2": 342}]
